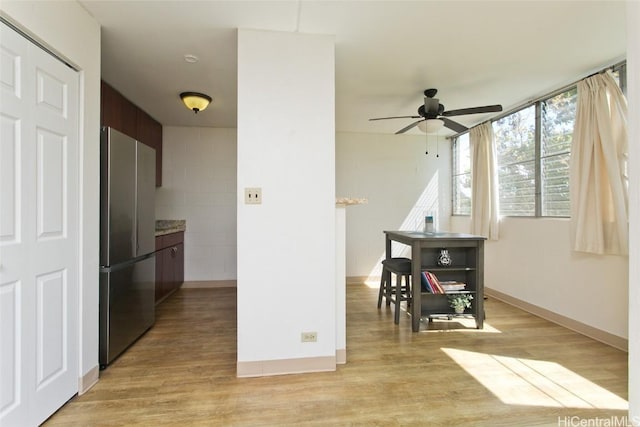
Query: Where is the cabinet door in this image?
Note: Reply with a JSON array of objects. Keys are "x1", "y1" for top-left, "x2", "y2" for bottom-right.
[
  {"x1": 101, "y1": 80, "x2": 162, "y2": 187},
  {"x1": 163, "y1": 246, "x2": 176, "y2": 296},
  {"x1": 155, "y1": 246, "x2": 164, "y2": 302},
  {"x1": 136, "y1": 109, "x2": 162, "y2": 187},
  {"x1": 151, "y1": 119, "x2": 162, "y2": 187},
  {"x1": 174, "y1": 243, "x2": 184, "y2": 286},
  {"x1": 120, "y1": 97, "x2": 137, "y2": 139},
  {"x1": 136, "y1": 109, "x2": 151, "y2": 147},
  {"x1": 101, "y1": 81, "x2": 122, "y2": 130}
]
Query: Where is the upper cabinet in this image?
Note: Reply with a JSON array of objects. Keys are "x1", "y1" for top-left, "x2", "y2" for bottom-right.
[{"x1": 101, "y1": 81, "x2": 163, "y2": 187}]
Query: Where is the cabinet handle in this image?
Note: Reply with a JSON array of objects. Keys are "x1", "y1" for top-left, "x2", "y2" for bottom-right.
[{"x1": 171, "y1": 246, "x2": 178, "y2": 256}]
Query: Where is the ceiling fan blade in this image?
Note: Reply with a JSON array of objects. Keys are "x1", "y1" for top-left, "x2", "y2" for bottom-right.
[
  {"x1": 369, "y1": 115, "x2": 421, "y2": 121},
  {"x1": 442, "y1": 104, "x2": 503, "y2": 117},
  {"x1": 441, "y1": 117, "x2": 469, "y2": 133},
  {"x1": 395, "y1": 120, "x2": 424, "y2": 134}
]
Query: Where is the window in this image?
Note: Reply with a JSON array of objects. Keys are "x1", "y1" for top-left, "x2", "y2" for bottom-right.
[
  {"x1": 452, "y1": 63, "x2": 625, "y2": 218},
  {"x1": 494, "y1": 105, "x2": 536, "y2": 216},
  {"x1": 540, "y1": 88, "x2": 576, "y2": 216},
  {"x1": 452, "y1": 133, "x2": 471, "y2": 215}
]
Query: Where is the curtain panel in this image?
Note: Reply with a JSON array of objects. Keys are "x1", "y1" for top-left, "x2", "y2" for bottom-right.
[
  {"x1": 570, "y1": 71, "x2": 628, "y2": 255},
  {"x1": 470, "y1": 122, "x2": 499, "y2": 240}
]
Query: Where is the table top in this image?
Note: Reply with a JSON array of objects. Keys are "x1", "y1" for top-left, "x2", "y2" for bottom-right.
[{"x1": 384, "y1": 230, "x2": 486, "y2": 242}]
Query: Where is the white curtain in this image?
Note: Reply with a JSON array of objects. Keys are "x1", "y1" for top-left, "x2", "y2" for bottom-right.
[
  {"x1": 470, "y1": 122, "x2": 499, "y2": 240},
  {"x1": 570, "y1": 71, "x2": 628, "y2": 255}
]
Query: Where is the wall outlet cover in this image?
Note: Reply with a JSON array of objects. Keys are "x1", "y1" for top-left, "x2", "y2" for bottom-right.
[
  {"x1": 245, "y1": 187, "x2": 262, "y2": 204},
  {"x1": 301, "y1": 331, "x2": 317, "y2": 342}
]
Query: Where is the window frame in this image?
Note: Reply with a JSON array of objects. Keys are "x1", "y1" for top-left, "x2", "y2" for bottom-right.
[
  {"x1": 450, "y1": 61, "x2": 626, "y2": 218},
  {"x1": 451, "y1": 134, "x2": 471, "y2": 216}
]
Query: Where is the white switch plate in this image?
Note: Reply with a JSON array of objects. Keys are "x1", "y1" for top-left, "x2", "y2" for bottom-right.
[{"x1": 245, "y1": 187, "x2": 262, "y2": 204}]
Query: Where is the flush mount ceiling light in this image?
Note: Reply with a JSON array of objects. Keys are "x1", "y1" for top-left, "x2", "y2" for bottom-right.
[
  {"x1": 417, "y1": 118, "x2": 445, "y2": 134},
  {"x1": 180, "y1": 92, "x2": 212, "y2": 114}
]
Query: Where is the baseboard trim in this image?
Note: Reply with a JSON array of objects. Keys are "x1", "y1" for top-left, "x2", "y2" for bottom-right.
[
  {"x1": 237, "y1": 356, "x2": 336, "y2": 378},
  {"x1": 181, "y1": 280, "x2": 237, "y2": 289},
  {"x1": 78, "y1": 365, "x2": 99, "y2": 395},
  {"x1": 336, "y1": 348, "x2": 346, "y2": 364},
  {"x1": 486, "y1": 287, "x2": 628, "y2": 352}
]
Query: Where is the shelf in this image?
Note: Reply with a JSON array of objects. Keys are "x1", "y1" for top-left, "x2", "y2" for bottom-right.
[
  {"x1": 421, "y1": 290, "x2": 476, "y2": 295},
  {"x1": 384, "y1": 231, "x2": 485, "y2": 331}
]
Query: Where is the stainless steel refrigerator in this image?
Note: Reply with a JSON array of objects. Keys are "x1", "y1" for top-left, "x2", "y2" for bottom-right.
[{"x1": 99, "y1": 127, "x2": 156, "y2": 368}]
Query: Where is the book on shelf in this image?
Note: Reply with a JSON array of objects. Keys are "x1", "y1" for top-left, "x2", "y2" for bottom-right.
[
  {"x1": 439, "y1": 280, "x2": 467, "y2": 293},
  {"x1": 421, "y1": 272, "x2": 435, "y2": 293},
  {"x1": 427, "y1": 272, "x2": 445, "y2": 293},
  {"x1": 421, "y1": 271, "x2": 447, "y2": 294}
]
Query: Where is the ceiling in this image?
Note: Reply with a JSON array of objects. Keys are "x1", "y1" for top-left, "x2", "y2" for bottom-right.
[{"x1": 79, "y1": 0, "x2": 626, "y2": 136}]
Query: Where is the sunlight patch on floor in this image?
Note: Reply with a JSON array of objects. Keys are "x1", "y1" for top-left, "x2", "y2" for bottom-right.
[{"x1": 442, "y1": 347, "x2": 628, "y2": 410}]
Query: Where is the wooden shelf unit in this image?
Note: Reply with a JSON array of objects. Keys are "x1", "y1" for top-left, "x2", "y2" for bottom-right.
[{"x1": 384, "y1": 231, "x2": 485, "y2": 331}]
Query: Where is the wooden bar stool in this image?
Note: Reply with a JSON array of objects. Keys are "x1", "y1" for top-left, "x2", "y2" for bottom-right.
[{"x1": 377, "y1": 257, "x2": 412, "y2": 324}]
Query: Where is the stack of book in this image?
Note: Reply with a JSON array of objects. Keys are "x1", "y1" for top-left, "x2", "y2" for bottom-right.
[
  {"x1": 421, "y1": 272, "x2": 466, "y2": 294},
  {"x1": 439, "y1": 281, "x2": 467, "y2": 293}
]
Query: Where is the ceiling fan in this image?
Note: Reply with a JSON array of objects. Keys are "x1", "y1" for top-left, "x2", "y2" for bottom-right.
[{"x1": 369, "y1": 88, "x2": 503, "y2": 134}]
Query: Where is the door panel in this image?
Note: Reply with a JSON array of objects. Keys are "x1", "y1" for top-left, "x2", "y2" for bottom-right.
[
  {"x1": 0, "y1": 21, "x2": 79, "y2": 427},
  {"x1": 0, "y1": 114, "x2": 20, "y2": 244},
  {"x1": 0, "y1": 280, "x2": 21, "y2": 419},
  {"x1": 36, "y1": 269, "x2": 66, "y2": 388},
  {"x1": 36, "y1": 129, "x2": 66, "y2": 239},
  {"x1": 36, "y1": 68, "x2": 67, "y2": 116}
]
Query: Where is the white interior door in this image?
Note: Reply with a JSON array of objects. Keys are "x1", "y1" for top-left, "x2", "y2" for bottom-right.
[{"x1": 0, "y1": 21, "x2": 79, "y2": 427}]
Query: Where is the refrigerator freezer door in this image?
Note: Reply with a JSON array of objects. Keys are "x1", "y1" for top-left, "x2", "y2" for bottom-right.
[
  {"x1": 99, "y1": 254, "x2": 155, "y2": 366},
  {"x1": 136, "y1": 141, "x2": 156, "y2": 257},
  {"x1": 100, "y1": 127, "x2": 136, "y2": 266}
]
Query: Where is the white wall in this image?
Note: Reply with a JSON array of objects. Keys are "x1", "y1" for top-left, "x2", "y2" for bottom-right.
[
  {"x1": 1, "y1": 1, "x2": 101, "y2": 387},
  {"x1": 336, "y1": 132, "x2": 452, "y2": 278},
  {"x1": 451, "y1": 216, "x2": 629, "y2": 339},
  {"x1": 156, "y1": 126, "x2": 237, "y2": 281},
  {"x1": 236, "y1": 29, "x2": 336, "y2": 371},
  {"x1": 627, "y1": 1, "x2": 639, "y2": 423}
]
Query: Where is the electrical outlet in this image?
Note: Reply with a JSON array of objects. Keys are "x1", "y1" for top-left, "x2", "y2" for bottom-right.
[
  {"x1": 244, "y1": 187, "x2": 262, "y2": 204},
  {"x1": 301, "y1": 331, "x2": 317, "y2": 343}
]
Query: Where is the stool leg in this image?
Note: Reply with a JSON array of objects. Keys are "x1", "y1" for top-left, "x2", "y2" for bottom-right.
[
  {"x1": 394, "y1": 273, "x2": 402, "y2": 324},
  {"x1": 384, "y1": 269, "x2": 392, "y2": 306},
  {"x1": 377, "y1": 272, "x2": 385, "y2": 308},
  {"x1": 405, "y1": 274, "x2": 411, "y2": 308}
]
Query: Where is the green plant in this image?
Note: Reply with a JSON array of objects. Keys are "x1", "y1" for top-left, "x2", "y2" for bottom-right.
[{"x1": 448, "y1": 293, "x2": 474, "y2": 310}]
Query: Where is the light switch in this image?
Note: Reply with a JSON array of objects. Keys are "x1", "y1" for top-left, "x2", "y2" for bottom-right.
[{"x1": 245, "y1": 187, "x2": 262, "y2": 204}]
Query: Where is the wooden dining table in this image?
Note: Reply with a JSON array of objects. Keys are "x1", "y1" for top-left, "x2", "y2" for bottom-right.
[{"x1": 384, "y1": 230, "x2": 486, "y2": 332}]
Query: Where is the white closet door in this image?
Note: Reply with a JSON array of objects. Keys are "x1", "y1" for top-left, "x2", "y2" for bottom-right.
[{"x1": 0, "y1": 21, "x2": 79, "y2": 427}]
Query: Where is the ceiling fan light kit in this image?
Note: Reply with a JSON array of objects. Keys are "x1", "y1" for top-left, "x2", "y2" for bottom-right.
[
  {"x1": 417, "y1": 118, "x2": 445, "y2": 134},
  {"x1": 369, "y1": 88, "x2": 503, "y2": 135},
  {"x1": 180, "y1": 91, "x2": 212, "y2": 113}
]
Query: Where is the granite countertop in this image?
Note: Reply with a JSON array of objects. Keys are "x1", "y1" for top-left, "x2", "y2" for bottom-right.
[
  {"x1": 155, "y1": 219, "x2": 186, "y2": 236},
  {"x1": 336, "y1": 197, "x2": 368, "y2": 206}
]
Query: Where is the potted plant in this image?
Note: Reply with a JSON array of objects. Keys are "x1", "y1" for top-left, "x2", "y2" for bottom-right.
[{"x1": 448, "y1": 293, "x2": 473, "y2": 314}]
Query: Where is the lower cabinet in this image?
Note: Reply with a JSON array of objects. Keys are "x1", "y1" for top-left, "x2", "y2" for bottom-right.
[{"x1": 155, "y1": 232, "x2": 184, "y2": 304}]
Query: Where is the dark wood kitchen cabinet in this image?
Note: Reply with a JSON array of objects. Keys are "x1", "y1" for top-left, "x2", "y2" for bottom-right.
[
  {"x1": 155, "y1": 232, "x2": 184, "y2": 304},
  {"x1": 101, "y1": 80, "x2": 163, "y2": 186}
]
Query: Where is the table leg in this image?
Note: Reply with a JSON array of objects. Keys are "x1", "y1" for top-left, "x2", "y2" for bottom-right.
[{"x1": 411, "y1": 241, "x2": 421, "y2": 332}]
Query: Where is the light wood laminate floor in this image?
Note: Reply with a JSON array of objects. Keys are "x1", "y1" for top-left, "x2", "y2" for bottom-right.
[{"x1": 45, "y1": 283, "x2": 628, "y2": 426}]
